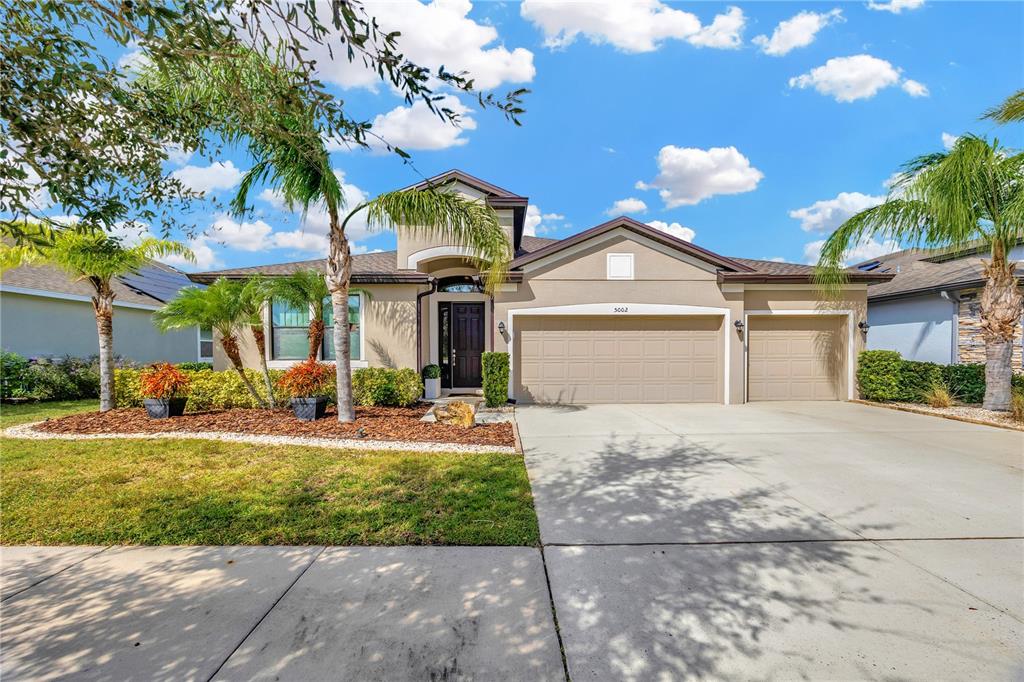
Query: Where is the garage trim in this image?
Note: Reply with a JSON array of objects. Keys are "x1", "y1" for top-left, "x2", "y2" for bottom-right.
[
  {"x1": 507, "y1": 303, "x2": 733, "y2": 404},
  {"x1": 743, "y1": 309, "x2": 856, "y2": 401}
]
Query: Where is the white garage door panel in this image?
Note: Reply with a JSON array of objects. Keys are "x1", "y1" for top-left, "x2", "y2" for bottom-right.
[
  {"x1": 515, "y1": 315, "x2": 722, "y2": 404},
  {"x1": 748, "y1": 316, "x2": 844, "y2": 401}
]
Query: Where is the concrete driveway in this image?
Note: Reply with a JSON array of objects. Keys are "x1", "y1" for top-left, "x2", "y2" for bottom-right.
[{"x1": 517, "y1": 401, "x2": 1024, "y2": 680}]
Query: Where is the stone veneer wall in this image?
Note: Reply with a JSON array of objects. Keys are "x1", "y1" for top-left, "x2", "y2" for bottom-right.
[{"x1": 957, "y1": 288, "x2": 1023, "y2": 368}]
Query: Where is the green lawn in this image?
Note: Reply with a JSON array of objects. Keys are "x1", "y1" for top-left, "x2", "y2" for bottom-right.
[
  {"x1": 1, "y1": 403, "x2": 538, "y2": 546},
  {"x1": 1, "y1": 399, "x2": 99, "y2": 428}
]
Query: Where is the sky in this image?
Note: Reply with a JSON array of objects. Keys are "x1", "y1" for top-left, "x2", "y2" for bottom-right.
[{"x1": 106, "y1": 0, "x2": 1024, "y2": 271}]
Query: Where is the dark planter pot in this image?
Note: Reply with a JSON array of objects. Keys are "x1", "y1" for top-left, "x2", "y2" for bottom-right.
[
  {"x1": 143, "y1": 397, "x2": 187, "y2": 419},
  {"x1": 291, "y1": 396, "x2": 328, "y2": 421}
]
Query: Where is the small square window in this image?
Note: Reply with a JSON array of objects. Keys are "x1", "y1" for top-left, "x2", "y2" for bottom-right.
[
  {"x1": 198, "y1": 326, "x2": 214, "y2": 360},
  {"x1": 607, "y1": 253, "x2": 634, "y2": 280}
]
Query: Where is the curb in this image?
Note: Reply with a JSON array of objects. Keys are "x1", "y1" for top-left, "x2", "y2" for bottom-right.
[{"x1": 851, "y1": 399, "x2": 1024, "y2": 432}]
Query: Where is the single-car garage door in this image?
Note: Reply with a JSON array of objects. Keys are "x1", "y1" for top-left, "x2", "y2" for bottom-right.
[
  {"x1": 747, "y1": 316, "x2": 845, "y2": 401},
  {"x1": 515, "y1": 315, "x2": 722, "y2": 404}
]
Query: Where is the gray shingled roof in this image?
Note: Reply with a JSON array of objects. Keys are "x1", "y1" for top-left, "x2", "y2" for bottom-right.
[{"x1": 1, "y1": 260, "x2": 193, "y2": 307}]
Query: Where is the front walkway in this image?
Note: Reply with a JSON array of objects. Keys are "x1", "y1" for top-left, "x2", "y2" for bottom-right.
[
  {"x1": 517, "y1": 401, "x2": 1024, "y2": 680},
  {"x1": 0, "y1": 546, "x2": 563, "y2": 680}
]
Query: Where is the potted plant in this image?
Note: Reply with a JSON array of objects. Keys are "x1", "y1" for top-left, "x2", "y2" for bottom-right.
[
  {"x1": 277, "y1": 359, "x2": 335, "y2": 421},
  {"x1": 140, "y1": 363, "x2": 190, "y2": 418},
  {"x1": 422, "y1": 364, "x2": 441, "y2": 400}
]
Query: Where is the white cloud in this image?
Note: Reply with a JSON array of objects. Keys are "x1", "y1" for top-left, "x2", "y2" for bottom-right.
[
  {"x1": 171, "y1": 160, "x2": 244, "y2": 194},
  {"x1": 647, "y1": 220, "x2": 695, "y2": 242},
  {"x1": 520, "y1": 1, "x2": 743, "y2": 53},
  {"x1": 803, "y1": 236, "x2": 900, "y2": 265},
  {"x1": 636, "y1": 145, "x2": 763, "y2": 208},
  {"x1": 163, "y1": 236, "x2": 221, "y2": 271},
  {"x1": 523, "y1": 204, "x2": 565, "y2": 236},
  {"x1": 789, "y1": 54, "x2": 926, "y2": 103},
  {"x1": 941, "y1": 132, "x2": 959, "y2": 150},
  {"x1": 271, "y1": 230, "x2": 329, "y2": 253},
  {"x1": 789, "y1": 191, "x2": 885, "y2": 233},
  {"x1": 354, "y1": 95, "x2": 477, "y2": 152},
  {"x1": 207, "y1": 215, "x2": 274, "y2": 251},
  {"x1": 163, "y1": 143, "x2": 193, "y2": 167},
  {"x1": 605, "y1": 197, "x2": 648, "y2": 216},
  {"x1": 901, "y1": 79, "x2": 929, "y2": 97},
  {"x1": 315, "y1": 0, "x2": 534, "y2": 91},
  {"x1": 753, "y1": 9, "x2": 842, "y2": 56},
  {"x1": 258, "y1": 170, "x2": 373, "y2": 243},
  {"x1": 867, "y1": 0, "x2": 925, "y2": 14},
  {"x1": 687, "y1": 6, "x2": 745, "y2": 49},
  {"x1": 766, "y1": 256, "x2": 787, "y2": 263}
]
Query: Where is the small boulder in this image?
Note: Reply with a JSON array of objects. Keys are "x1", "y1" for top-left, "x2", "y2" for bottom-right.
[{"x1": 433, "y1": 400, "x2": 475, "y2": 428}]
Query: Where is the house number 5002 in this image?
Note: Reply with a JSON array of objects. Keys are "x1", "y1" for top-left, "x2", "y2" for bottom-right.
[{"x1": 613, "y1": 307, "x2": 629, "y2": 313}]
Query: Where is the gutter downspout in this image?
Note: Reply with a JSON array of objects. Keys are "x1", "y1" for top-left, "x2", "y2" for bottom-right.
[{"x1": 416, "y1": 277, "x2": 437, "y2": 372}]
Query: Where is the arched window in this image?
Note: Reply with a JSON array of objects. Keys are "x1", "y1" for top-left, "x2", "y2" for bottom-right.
[{"x1": 436, "y1": 276, "x2": 482, "y2": 293}]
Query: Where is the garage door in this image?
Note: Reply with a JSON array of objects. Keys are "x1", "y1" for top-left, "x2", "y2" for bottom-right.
[
  {"x1": 515, "y1": 316, "x2": 722, "y2": 404},
  {"x1": 747, "y1": 316, "x2": 845, "y2": 401}
]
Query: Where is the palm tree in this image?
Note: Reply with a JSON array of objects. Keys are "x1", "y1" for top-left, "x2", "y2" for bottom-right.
[
  {"x1": 269, "y1": 269, "x2": 329, "y2": 362},
  {"x1": 985, "y1": 89, "x2": 1024, "y2": 124},
  {"x1": 238, "y1": 276, "x2": 277, "y2": 407},
  {"x1": 816, "y1": 135, "x2": 1023, "y2": 411},
  {"x1": 1, "y1": 226, "x2": 191, "y2": 411},
  {"x1": 140, "y1": 51, "x2": 510, "y2": 421},
  {"x1": 155, "y1": 278, "x2": 268, "y2": 407}
]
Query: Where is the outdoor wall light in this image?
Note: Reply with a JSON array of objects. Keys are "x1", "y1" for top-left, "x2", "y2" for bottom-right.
[
  {"x1": 733, "y1": 320, "x2": 744, "y2": 332},
  {"x1": 858, "y1": 320, "x2": 871, "y2": 333},
  {"x1": 497, "y1": 321, "x2": 507, "y2": 334}
]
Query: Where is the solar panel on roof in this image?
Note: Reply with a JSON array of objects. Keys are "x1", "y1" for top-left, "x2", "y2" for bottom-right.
[
  {"x1": 857, "y1": 261, "x2": 881, "y2": 271},
  {"x1": 117, "y1": 265, "x2": 196, "y2": 302}
]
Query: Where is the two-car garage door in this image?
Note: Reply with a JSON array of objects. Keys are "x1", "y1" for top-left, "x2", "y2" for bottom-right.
[{"x1": 515, "y1": 316, "x2": 722, "y2": 404}]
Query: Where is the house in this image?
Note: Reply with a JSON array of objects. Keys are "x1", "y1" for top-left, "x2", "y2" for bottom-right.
[
  {"x1": 859, "y1": 240, "x2": 1024, "y2": 366},
  {"x1": 188, "y1": 170, "x2": 893, "y2": 404},
  {"x1": 0, "y1": 260, "x2": 209, "y2": 364}
]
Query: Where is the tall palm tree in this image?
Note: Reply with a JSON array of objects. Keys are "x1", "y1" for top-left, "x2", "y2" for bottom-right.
[
  {"x1": 1, "y1": 226, "x2": 191, "y2": 411},
  {"x1": 985, "y1": 89, "x2": 1024, "y2": 124},
  {"x1": 140, "y1": 51, "x2": 510, "y2": 421},
  {"x1": 269, "y1": 269, "x2": 329, "y2": 362},
  {"x1": 238, "y1": 276, "x2": 277, "y2": 407},
  {"x1": 816, "y1": 135, "x2": 1023, "y2": 411},
  {"x1": 155, "y1": 278, "x2": 267, "y2": 407}
]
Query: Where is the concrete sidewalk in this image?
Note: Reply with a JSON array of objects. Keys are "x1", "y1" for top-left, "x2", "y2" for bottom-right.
[{"x1": 0, "y1": 545, "x2": 564, "y2": 681}]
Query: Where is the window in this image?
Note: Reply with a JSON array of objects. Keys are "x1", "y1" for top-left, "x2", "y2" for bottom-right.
[
  {"x1": 322, "y1": 294, "x2": 362, "y2": 362},
  {"x1": 270, "y1": 298, "x2": 310, "y2": 360},
  {"x1": 437, "y1": 276, "x2": 482, "y2": 293},
  {"x1": 607, "y1": 253, "x2": 634, "y2": 280},
  {"x1": 198, "y1": 327, "x2": 214, "y2": 360}
]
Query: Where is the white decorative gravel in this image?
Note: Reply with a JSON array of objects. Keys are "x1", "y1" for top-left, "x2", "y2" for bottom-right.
[{"x1": 3, "y1": 422, "x2": 517, "y2": 454}]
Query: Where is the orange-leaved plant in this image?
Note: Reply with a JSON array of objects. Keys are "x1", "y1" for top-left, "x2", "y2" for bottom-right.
[
  {"x1": 139, "y1": 363, "x2": 190, "y2": 399},
  {"x1": 276, "y1": 360, "x2": 335, "y2": 399}
]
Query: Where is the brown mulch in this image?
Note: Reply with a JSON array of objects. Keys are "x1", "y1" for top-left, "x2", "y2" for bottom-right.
[{"x1": 32, "y1": 403, "x2": 515, "y2": 447}]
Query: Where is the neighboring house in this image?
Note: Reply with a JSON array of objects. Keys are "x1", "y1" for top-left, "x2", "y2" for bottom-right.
[
  {"x1": 859, "y1": 241, "x2": 1024, "y2": 366},
  {"x1": 0, "y1": 260, "x2": 209, "y2": 364},
  {"x1": 189, "y1": 170, "x2": 892, "y2": 405}
]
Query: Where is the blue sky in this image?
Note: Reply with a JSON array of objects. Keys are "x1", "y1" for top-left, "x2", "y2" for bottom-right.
[{"x1": 113, "y1": 0, "x2": 1022, "y2": 271}]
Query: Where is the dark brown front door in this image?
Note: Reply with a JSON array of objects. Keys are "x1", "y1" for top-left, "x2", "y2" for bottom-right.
[{"x1": 452, "y1": 302, "x2": 484, "y2": 387}]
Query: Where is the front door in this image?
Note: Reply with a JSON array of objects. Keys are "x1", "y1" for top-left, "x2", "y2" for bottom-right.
[{"x1": 451, "y1": 302, "x2": 484, "y2": 387}]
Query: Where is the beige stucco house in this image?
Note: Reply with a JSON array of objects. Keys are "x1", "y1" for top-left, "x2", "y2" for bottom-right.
[{"x1": 188, "y1": 170, "x2": 893, "y2": 405}]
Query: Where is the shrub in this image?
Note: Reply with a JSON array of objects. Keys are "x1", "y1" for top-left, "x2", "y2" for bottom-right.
[
  {"x1": 856, "y1": 350, "x2": 903, "y2": 401},
  {"x1": 1, "y1": 350, "x2": 31, "y2": 399},
  {"x1": 422, "y1": 364, "x2": 441, "y2": 380},
  {"x1": 481, "y1": 352, "x2": 510, "y2": 408},
  {"x1": 140, "y1": 363, "x2": 190, "y2": 399},
  {"x1": 1011, "y1": 389, "x2": 1024, "y2": 424},
  {"x1": 942, "y1": 363, "x2": 986, "y2": 404},
  {"x1": 922, "y1": 383, "x2": 953, "y2": 408},
  {"x1": 115, "y1": 368, "x2": 288, "y2": 410},
  {"x1": 177, "y1": 361, "x2": 213, "y2": 371},
  {"x1": 277, "y1": 360, "x2": 335, "y2": 399},
  {"x1": 351, "y1": 367, "x2": 422, "y2": 407},
  {"x1": 898, "y1": 360, "x2": 944, "y2": 403}
]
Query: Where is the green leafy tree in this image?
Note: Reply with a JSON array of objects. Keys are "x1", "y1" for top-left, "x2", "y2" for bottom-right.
[
  {"x1": 1, "y1": 226, "x2": 192, "y2": 411},
  {"x1": 154, "y1": 278, "x2": 267, "y2": 407},
  {"x1": 140, "y1": 51, "x2": 513, "y2": 422},
  {"x1": 2, "y1": 0, "x2": 524, "y2": 242},
  {"x1": 816, "y1": 135, "x2": 1023, "y2": 411},
  {"x1": 984, "y1": 89, "x2": 1024, "y2": 124},
  {"x1": 269, "y1": 270, "x2": 330, "y2": 362},
  {"x1": 238, "y1": 276, "x2": 277, "y2": 407}
]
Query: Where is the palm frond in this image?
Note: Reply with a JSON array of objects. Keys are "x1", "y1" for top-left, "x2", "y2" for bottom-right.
[
  {"x1": 268, "y1": 269, "x2": 329, "y2": 320},
  {"x1": 363, "y1": 188, "x2": 511, "y2": 292},
  {"x1": 984, "y1": 89, "x2": 1024, "y2": 124},
  {"x1": 154, "y1": 278, "x2": 246, "y2": 339}
]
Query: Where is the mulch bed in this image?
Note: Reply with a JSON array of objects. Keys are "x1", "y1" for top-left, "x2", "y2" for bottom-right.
[{"x1": 32, "y1": 403, "x2": 515, "y2": 447}]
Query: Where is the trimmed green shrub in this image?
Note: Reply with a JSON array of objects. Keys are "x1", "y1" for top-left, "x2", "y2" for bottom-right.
[
  {"x1": 1, "y1": 353, "x2": 101, "y2": 401},
  {"x1": 421, "y1": 364, "x2": 441, "y2": 380},
  {"x1": 481, "y1": 352, "x2": 510, "y2": 408},
  {"x1": 856, "y1": 350, "x2": 903, "y2": 401},
  {"x1": 176, "y1": 361, "x2": 214, "y2": 371},
  {"x1": 115, "y1": 368, "x2": 288, "y2": 410},
  {"x1": 898, "y1": 360, "x2": 944, "y2": 403},
  {"x1": 941, "y1": 363, "x2": 986, "y2": 404},
  {"x1": 351, "y1": 367, "x2": 422, "y2": 407}
]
